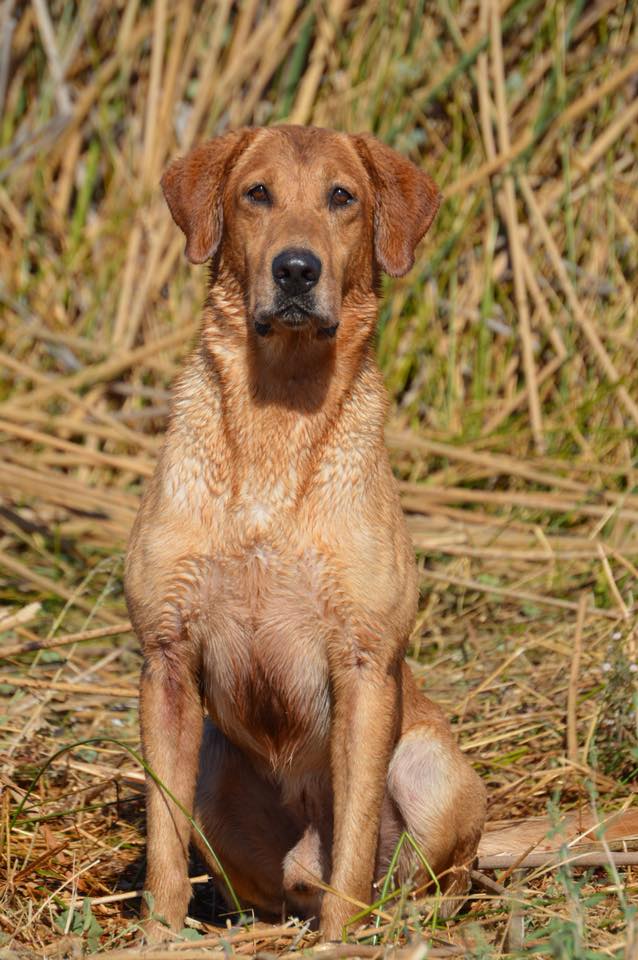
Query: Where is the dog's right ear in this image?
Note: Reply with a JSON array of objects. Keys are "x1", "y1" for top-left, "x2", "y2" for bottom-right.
[{"x1": 161, "y1": 129, "x2": 255, "y2": 264}]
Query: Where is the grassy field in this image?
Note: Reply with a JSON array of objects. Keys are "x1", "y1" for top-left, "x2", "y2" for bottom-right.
[{"x1": 1, "y1": 0, "x2": 638, "y2": 956}]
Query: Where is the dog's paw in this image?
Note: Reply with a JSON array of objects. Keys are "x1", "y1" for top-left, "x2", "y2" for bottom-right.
[
  {"x1": 319, "y1": 894, "x2": 358, "y2": 942},
  {"x1": 136, "y1": 917, "x2": 180, "y2": 945},
  {"x1": 437, "y1": 865, "x2": 472, "y2": 919}
]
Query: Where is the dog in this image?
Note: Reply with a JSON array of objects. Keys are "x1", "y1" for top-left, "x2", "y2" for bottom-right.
[{"x1": 125, "y1": 125, "x2": 486, "y2": 942}]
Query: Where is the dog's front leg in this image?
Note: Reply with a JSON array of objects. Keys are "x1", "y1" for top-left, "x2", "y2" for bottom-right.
[
  {"x1": 321, "y1": 650, "x2": 401, "y2": 940},
  {"x1": 139, "y1": 641, "x2": 203, "y2": 939}
]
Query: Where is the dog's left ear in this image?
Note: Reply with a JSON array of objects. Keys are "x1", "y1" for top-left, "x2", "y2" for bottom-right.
[
  {"x1": 353, "y1": 134, "x2": 441, "y2": 277},
  {"x1": 161, "y1": 128, "x2": 255, "y2": 264}
]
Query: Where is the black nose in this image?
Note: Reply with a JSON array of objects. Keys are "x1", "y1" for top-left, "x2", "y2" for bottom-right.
[{"x1": 272, "y1": 248, "x2": 322, "y2": 295}]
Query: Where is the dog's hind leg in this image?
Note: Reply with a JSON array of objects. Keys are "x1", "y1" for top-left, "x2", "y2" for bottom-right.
[
  {"x1": 380, "y1": 682, "x2": 486, "y2": 918},
  {"x1": 193, "y1": 719, "x2": 302, "y2": 918}
]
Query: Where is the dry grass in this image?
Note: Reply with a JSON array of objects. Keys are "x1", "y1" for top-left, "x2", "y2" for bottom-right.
[{"x1": 1, "y1": 0, "x2": 638, "y2": 956}]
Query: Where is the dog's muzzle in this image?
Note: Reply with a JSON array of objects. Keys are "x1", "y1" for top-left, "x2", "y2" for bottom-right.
[{"x1": 254, "y1": 247, "x2": 337, "y2": 338}]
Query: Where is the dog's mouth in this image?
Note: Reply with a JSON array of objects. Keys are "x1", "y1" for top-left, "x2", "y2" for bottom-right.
[
  {"x1": 278, "y1": 302, "x2": 314, "y2": 329},
  {"x1": 254, "y1": 298, "x2": 338, "y2": 339}
]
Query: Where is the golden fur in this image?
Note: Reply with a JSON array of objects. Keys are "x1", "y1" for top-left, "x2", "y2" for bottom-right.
[{"x1": 125, "y1": 125, "x2": 486, "y2": 941}]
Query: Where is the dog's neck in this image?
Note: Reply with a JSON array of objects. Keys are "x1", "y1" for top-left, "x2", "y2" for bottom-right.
[
  {"x1": 175, "y1": 270, "x2": 386, "y2": 495},
  {"x1": 201, "y1": 268, "x2": 380, "y2": 415}
]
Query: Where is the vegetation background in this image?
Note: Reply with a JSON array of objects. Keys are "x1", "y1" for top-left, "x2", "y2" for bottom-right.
[{"x1": 1, "y1": 0, "x2": 637, "y2": 956}]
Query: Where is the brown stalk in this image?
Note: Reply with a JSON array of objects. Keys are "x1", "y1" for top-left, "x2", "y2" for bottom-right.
[
  {"x1": 489, "y1": 0, "x2": 543, "y2": 452},
  {"x1": 420, "y1": 569, "x2": 624, "y2": 620},
  {"x1": 0, "y1": 676, "x2": 138, "y2": 697},
  {"x1": 1, "y1": 622, "x2": 132, "y2": 660},
  {"x1": 566, "y1": 594, "x2": 587, "y2": 765}
]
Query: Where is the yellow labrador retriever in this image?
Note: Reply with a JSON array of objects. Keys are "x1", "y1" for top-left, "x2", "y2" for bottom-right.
[{"x1": 125, "y1": 125, "x2": 486, "y2": 941}]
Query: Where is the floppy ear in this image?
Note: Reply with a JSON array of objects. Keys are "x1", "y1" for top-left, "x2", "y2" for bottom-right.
[
  {"x1": 161, "y1": 128, "x2": 255, "y2": 264},
  {"x1": 353, "y1": 133, "x2": 441, "y2": 277}
]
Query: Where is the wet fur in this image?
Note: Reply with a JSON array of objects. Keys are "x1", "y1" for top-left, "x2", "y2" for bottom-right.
[{"x1": 125, "y1": 125, "x2": 486, "y2": 941}]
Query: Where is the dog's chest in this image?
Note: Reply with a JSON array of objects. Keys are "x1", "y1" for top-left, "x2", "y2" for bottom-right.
[{"x1": 191, "y1": 545, "x2": 338, "y2": 773}]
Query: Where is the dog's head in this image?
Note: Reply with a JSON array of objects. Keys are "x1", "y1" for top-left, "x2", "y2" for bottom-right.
[{"x1": 161, "y1": 126, "x2": 440, "y2": 338}]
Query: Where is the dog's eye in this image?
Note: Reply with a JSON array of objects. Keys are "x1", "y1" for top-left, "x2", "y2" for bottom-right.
[
  {"x1": 330, "y1": 186, "x2": 355, "y2": 208},
  {"x1": 246, "y1": 184, "x2": 271, "y2": 204}
]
